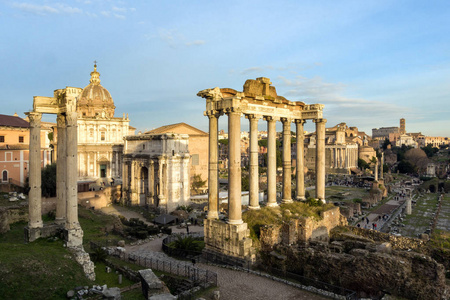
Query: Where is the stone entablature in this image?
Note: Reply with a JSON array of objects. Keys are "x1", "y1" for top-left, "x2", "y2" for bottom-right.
[
  {"x1": 260, "y1": 206, "x2": 347, "y2": 251},
  {"x1": 122, "y1": 133, "x2": 190, "y2": 213}
]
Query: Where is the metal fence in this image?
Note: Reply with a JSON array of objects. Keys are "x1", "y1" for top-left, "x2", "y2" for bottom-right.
[{"x1": 91, "y1": 241, "x2": 217, "y2": 290}]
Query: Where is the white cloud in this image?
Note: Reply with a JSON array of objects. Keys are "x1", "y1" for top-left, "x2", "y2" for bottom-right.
[
  {"x1": 113, "y1": 13, "x2": 125, "y2": 19},
  {"x1": 185, "y1": 40, "x2": 206, "y2": 46},
  {"x1": 100, "y1": 10, "x2": 110, "y2": 17},
  {"x1": 112, "y1": 6, "x2": 126, "y2": 12},
  {"x1": 157, "y1": 29, "x2": 205, "y2": 49},
  {"x1": 11, "y1": 2, "x2": 82, "y2": 15}
]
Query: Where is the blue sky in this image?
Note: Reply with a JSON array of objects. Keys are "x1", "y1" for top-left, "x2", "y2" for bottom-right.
[{"x1": 0, "y1": 0, "x2": 449, "y2": 136}]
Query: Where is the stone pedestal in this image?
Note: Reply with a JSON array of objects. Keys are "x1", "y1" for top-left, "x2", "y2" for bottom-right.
[
  {"x1": 64, "y1": 227, "x2": 84, "y2": 248},
  {"x1": 24, "y1": 226, "x2": 42, "y2": 242},
  {"x1": 203, "y1": 219, "x2": 255, "y2": 262}
]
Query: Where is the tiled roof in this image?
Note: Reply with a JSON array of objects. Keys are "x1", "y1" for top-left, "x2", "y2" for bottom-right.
[
  {"x1": 144, "y1": 123, "x2": 207, "y2": 135},
  {"x1": 0, "y1": 114, "x2": 29, "y2": 128}
]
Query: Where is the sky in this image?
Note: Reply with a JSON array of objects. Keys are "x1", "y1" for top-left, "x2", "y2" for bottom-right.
[{"x1": 0, "y1": 0, "x2": 449, "y2": 137}]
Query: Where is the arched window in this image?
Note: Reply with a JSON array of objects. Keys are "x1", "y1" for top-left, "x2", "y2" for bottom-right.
[{"x1": 2, "y1": 170, "x2": 7, "y2": 182}]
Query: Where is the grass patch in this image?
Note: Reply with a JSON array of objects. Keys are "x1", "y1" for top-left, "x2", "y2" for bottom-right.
[
  {"x1": 243, "y1": 202, "x2": 334, "y2": 242},
  {"x1": 0, "y1": 223, "x2": 92, "y2": 299},
  {"x1": 94, "y1": 262, "x2": 135, "y2": 288}
]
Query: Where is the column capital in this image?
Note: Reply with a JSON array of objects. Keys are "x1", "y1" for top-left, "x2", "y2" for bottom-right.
[
  {"x1": 245, "y1": 114, "x2": 261, "y2": 120},
  {"x1": 56, "y1": 114, "x2": 66, "y2": 128},
  {"x1": 27, "y1": 112, "x2": 42, "y2": 127},
  {"x1": 313, "y1": 118, "x2": 327, "y2": 124},
  {"x1": 205, "y1": 110, "x2": 221, "y2": 118},
  {"x1": 225, "y1": 107, "x2": 241, "y2": 115},
  {"x1": 263, "y1": 116, "x2": 279, "y2": 122},
  {"x1": 280, "y1": 117, "x2": 292, "y2": 124},
  {"x1": 294, "y1": 119, "x2": 306, "y2": 125},
  {"x1": 66, "y1": 111, "x2": 78, "y2": 127}
]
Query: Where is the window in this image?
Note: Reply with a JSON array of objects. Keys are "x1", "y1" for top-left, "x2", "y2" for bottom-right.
[
  {"x1": 2, "y1": 170, "x2": 7, "y2": 182},
  {"x1": 19, "y1": 136, "x2": 24, "y2": 143},
  {"x1": 191, "y1": 154, "x2": 199, "y2": 166},
  {"x1": 0, "y1": 136, "x2": 4, "y2": 143},
  {"x1": 101, "y1": 131, "x2": 106, "y2": 141}
]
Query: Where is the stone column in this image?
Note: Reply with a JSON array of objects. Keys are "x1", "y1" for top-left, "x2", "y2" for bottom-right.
[
  {"x1": 227, "y1": 109, "x2": 243, "y2": 224},
  {"x1": 247, "y1": 114, "x2": 260, "y2": 209},
  {"x1": 406, "y1": 197, "x2": 412, "y2": 215},
  {"x1": 55, "y1": 114, "x2": 67, "y2": 225},
  {"x1": 65, "y1": 111, "x2": 83, "y2": 247},
  {"x1": 314, "y1": 118, "x2": 326, "y2": 203},
  {"x1": 281, "y1": 118, "x2": 292, "y2": 203},
  {"x1": 374, "y1": 159, "x2": 379, "y2": 181},
  {"x1": 266, "y1": 116, "x2": 278, "y2": 207},
  {"x1": 27, "y1": 112, "x2": 43, "y2": 230},
  {"x1": 380, "y1": 152, "x2": 384, "y2": 179},
  {"x1": 207, "y1": 111, "x2": 219, "y2": 219},
  {"x1": 295, "y1": 120, "x2": 306, "y2": 201}
]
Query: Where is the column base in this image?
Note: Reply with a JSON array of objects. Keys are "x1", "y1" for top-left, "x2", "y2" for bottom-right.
[
  {"x1": 207, "y1": 210, "x2": 219, "y2": 220},
  {"x1": 282, "y1": 199, "x2": 293, "y2": 204},
  {"x1": 24, "y1": 226, "x2": 42, "y2": 242},
  {"x1": 227, "y1": 219, "x2": 244, "y2": 225},
  {"x1": 317, "y1": 198, "x2": 326, "y2": 204},
  {"x1": 266, "y1": 202, "x2": 279, "y2": 208},
  {"x1": 248, "y1": 205, "x2": 261, "y2": 210},
  {"x1": 54, "y1": 217, "x2": 66, "y2": 226},
  {"x1": 296, "y1": 196, "x2": 306, "y2": 201},
  {"x1": 64, "y1": 227, "x2": 84, "y2": 248}
]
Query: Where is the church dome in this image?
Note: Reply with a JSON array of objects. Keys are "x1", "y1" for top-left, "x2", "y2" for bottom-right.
[{"x1": 77, "y1": 64, "x2": 115, "y2": 118}]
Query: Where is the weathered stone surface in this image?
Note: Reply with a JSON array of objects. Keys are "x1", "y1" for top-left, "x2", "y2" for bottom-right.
[
  {"x1": 103, "y1": 287, "x2": 121, "y2": 299},
  {"x1": 264, "y1": 241, "x2": 447, "y2": 299},
  {"x1": 71, "y1": 247, "x2": 96, "y2": 281},
  {"x1": 148, "y1": 294, "x2": 176, "y2": 300},
  {"x1": 66, "y1": 290, "x2": 75, "y2": 298}
]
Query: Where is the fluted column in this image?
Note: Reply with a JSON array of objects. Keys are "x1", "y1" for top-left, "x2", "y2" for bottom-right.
[
  {"x1": 380, "y1": 153, "x2": 384, "y2": 179},
  {"x1": 247, "y1": 114, "x2": 260, "y2": 209},
  {"x1": 27, "y1": 112, "x2": 43, "y2": 229},
  {"x1": 295, "y1": 120, "x2": 306, "y2": 201},
  {"x1": 227, "y1": 109, "x2": 243, "y2": 224},
  {"x1": 65, "y1": 111, "x2": 80, "y2": 230},
  {"x1": 207, "y1": 111, "x2": 219, "y2": 219},
  {"x1": 281, "y1": 118, "x2": 292, "y2": 203},
  {"x1": 374, "y1": 159, "x2": 379, "y2": 181},
  {"x1": 266, "y1": 116, "x2": 278, "y2": 207},
  {"x1": 314, "y1": 118, "x2": 326, "y2": 203},
  {"x1": 55, "y1": 114, "x2": 67, "y2": 225}
]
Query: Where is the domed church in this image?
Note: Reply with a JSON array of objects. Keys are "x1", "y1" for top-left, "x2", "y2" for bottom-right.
[{"x1": 75, "y1": 64, "x2": 134, "y2": 181}]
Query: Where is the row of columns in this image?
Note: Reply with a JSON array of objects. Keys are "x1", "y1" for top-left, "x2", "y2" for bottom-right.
[
  {"x1": 27, "y1": 111, "x2": 81, "y2": 240},
  {"x1": 206, "y1": 111, "x2": 326, "y2": 224}
]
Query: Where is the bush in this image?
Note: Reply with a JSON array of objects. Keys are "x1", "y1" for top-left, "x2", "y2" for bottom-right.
[{"x1": 161, "y1": 227, "x2": 172, "y2": 235}]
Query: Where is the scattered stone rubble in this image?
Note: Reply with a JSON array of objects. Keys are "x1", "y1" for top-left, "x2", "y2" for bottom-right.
[{"x1": 66, "y1": 284, "x2": 121, "y2": 299}]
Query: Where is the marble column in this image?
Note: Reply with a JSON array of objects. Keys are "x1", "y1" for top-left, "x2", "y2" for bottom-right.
[
  {"x1": 380, "y1": 153, "x2": 384, "y2": 179},
  {"x1": 227, "y1": 109, "x2": 243, "y2": 224},
  {"x1": 295, "y1": 120, "x2": 306, "y2": 201},
  {"x1": 281, "y1": 118, "x2": 292, "y2": 203},
  {"x1": 314, "y1": 118, "x2": 326, "y2": 203},
  {"x1": 207, "y1": 111, "x2": 219, "y2": 219},
  {"x1": 266, "y1": 116, "x2": 278, "y2": 207},
  {"x1": 247, "y1": 114, "x2": 260, "y2": 209},
  {"x1": 375, "y1": 159, "x2": 379, "y2": 181},
  {"x1": 27, "y1": 112, "x2": 43, "y2": 229},
  {"x1": 65, "y1": 111, "x2": 80, "y2": 231},
  {"x1": 55, "y1": 114, "x2": 67, "y2": 225}
]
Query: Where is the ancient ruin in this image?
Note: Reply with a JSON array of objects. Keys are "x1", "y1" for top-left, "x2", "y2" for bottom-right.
[
  {"x1": 25, "y1": 86, "x2": 95, "y2": 280},
  {"x1": 197, "y1": 77, "x2": 326, "y2": 262}
]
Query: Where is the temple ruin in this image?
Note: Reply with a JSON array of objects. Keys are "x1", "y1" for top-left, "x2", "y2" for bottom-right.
[{"x1": 197, "y1": 77, "x2": 326, "y2": 262}]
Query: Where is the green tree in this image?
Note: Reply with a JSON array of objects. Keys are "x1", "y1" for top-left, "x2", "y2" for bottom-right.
[
  {"x1": 219, "y1": 139, "x2": 228, "y2": 146},
  {"x1": 191, "y1": 174, "x2": 207, "y2": 195},
  {"x1": 397, "y1": 161, "x2": 415, "y2": 174},
  {"x1": 41, "y1": 163, "x2": 56, "y2": 197},
  {"x1": 421, "y1": 144, "x2": 439, "y2": 158},
  {"x1": 358, "y1": 158, "x2": 370, "y2": 170},
  {"x1": 382, "y1": 138, "x2": 391, "y2": 150}
]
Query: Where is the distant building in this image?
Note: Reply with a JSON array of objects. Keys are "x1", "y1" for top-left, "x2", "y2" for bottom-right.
[
  {"x1": 0, "y1": 113, "x2": 52, "y2": 187},
  {"x1": 372, "y1": 126, "x2": 399, "y2": 139},
  {"x1": 121, "y1": 133, "x2": 190, "y2": 212},
  {"x1": 417, "y1": 136, "x2": 449, "y2": 148},
  {"x1": 305, "y1": 123, "x2": 359, "y2": 174},
  {"x1": 52, "y1": 64, "x2": 134, "y2": 182},
  {"x1": 144, "y1": 123, "x2": 209, "y2": 193}
]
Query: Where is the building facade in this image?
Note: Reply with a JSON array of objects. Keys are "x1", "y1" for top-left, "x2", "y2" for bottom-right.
[
  {"x1": 121, "y1": 133, "x2": 190, "y2": 212},
  {"x1": 0, "y1": 114, "x2": 52, "y2": 187}
]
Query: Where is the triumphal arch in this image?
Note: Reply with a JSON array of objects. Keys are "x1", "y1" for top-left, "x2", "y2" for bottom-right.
[
  {"x1": 197, "y1": 77, "x2": 326, "y2": 262},
  {"x1": 25, "y1": 87, "x2": 83, "y2": 248}
]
